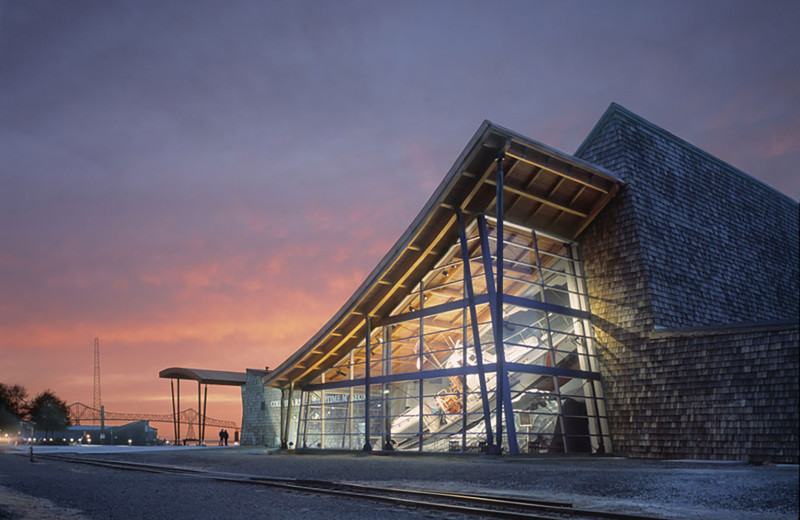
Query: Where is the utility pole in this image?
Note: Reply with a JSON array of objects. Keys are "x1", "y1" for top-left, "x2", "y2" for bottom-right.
[
  {"x1": 93, "y1": 338, "x2": 102, "y2": 436},
  {"x1": 93, "y1": 337, "x2": 102, "y2": 410}
]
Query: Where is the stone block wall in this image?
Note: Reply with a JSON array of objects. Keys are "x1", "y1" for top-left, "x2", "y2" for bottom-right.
[{"x1": 239, "y1": 369, "x2": 273, "y2": 446}]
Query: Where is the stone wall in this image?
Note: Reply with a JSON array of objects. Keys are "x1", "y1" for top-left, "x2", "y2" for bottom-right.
[
  {"x1": 576, "y1": 103, "x2": 799, "y2": 462},
  {"x1": 239, "y1": 369, "x2": 273, "y2": 446}
]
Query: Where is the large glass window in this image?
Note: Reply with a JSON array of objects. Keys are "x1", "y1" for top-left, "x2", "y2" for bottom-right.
[{"x1": 295, "y1": 216, "x2": 610, "y2": 454}]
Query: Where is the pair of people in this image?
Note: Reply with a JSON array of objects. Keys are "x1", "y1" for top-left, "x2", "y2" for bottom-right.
[{"x1": 218, "y1": 429, "x2": 229, "y2": 446}]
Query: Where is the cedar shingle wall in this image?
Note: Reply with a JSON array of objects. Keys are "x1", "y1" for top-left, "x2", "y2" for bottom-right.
[
  {"x1": 577, "y1": 106, "x2": 799, "y2": 462},
  {"x1": 581, "y1": 109, "x2": 799, "y2": 329}
]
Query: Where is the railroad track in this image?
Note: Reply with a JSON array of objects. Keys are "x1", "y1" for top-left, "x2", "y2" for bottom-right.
[{"x1": 33, "y1": 453, "x2": 668, "y2": 520}]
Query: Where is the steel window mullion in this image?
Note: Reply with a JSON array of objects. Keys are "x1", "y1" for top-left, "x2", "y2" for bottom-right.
[
  {"x1": 529, "y1": 230, "x2": 569, "y2": 454},
  {"x1": 494, "y1": 153, "x2": 519, "y2": 455},
  {"x1": 306, "y1": 364, "x2": 496, "y2": 392},
  {"x1": 504, "y1": 362, "x2": 601, "y2": 380},
  {"x1": 363, "y1": 317, "x2": 372, "y2": 452},
  {"x1": 417, "y1": 280, "x2": 424, "y2": 452},
  {"x1": 461, "y1": 277, "x2": 468, "y2": 453},
  {"x1": 293, "y1": 384, "x2": 304, "y2": 449},
  {"x1": 504, "y1": 294, "x2": 590, "y2": 320},
  {"x1": 301, "y1": 389, "x2": 310, "y2": 448},
  {"x1": 478, "y1": 214, "x2": 502, "y2": 452},
  {"x1": 279, "y1": 387, "x2": 286, "y2": 449},
  {"x1": 478, "y1": 216, "x2": 518, "y2": 454},
  {"x1": 380, "y1": 297, "x2": 481, "y2": 327},
  {"x1": 382, "y1": 323, "x2": 391, "y2": 450},
  {"x1": 569, "y1": 243, "x2": 606, "y2": 453},
  {"x1": 457, "y1": 209, "x2": 495, "y2": 450}
]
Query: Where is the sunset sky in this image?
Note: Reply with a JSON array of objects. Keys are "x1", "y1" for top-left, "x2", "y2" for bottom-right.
[{"x1": 2, "y1": 0, "x2": 798, "y2": 433}]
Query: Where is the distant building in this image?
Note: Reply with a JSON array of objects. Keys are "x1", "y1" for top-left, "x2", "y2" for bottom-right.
[
  {"x1": 241, "y1": 103, "x2": 798, "y2": 463},
  {"x1": 34, "y1": 421, "x2": 158, "y2": 446}
]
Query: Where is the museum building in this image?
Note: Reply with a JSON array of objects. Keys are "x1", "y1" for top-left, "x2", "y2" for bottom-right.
[{"x1": 240, "y1": 103, "x2": 799, "y2": 463}]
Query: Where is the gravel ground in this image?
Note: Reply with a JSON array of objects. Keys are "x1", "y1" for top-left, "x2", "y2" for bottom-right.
[{"x1": 1, "y1": 446, "x2": 797, "y2": 519}]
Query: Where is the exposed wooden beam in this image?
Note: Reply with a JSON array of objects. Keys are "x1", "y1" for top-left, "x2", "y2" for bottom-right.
[
  {"x1": 506, "y1": 150, "x2": 609, "y2": 194},
  {"x1": 573, "y1": 182, "x2": 619, "y2": 238},
  {"x1": 484, "y1": 178, "x2": 587, "y2": 218}
]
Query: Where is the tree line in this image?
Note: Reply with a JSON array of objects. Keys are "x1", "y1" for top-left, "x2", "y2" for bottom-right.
[{"x1": 0, "y1": 382, "x2": 71, "y2": 436}]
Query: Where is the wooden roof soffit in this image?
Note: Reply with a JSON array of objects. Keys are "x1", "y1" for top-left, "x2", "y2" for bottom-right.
[{"x1": 262, "y1": 120, "x2": 620, "y2": 388}]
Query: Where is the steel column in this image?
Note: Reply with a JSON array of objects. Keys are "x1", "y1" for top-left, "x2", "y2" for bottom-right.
[
  {"x1": 456, "y1": 209, "x2": 495, "y2": 449},
  {"x1": 197, "y1": 381, "x2": 202, "y2": 445},
  {"x1": 362, "y1": 316, "x2": 372, "y2": 452},
  {"x1": 495, "y1": 151, "x2": 519, "y2": 454},
  {"x1": 279, "y1": 388, "x2": 286, "y2": 449},
  {"x1": 202, "y1": 384, "x2": 208, "y2": 444},
  {"x1": 382, "y1": 323, "x2": 392, "y2": 450},
  {"x1": 176, "y1": 378, "x2": 181, "y2": 444},
  {"x1": 301, "y1": 390, "x2": 310, "y2": 448},
  {"x1": 285, "y1": 382, "x2": 294, "y2": 448},
  {"x1": 530, "y1": 230, "x2": 568, "y2": 453},
  {"x1": 170, "y1": 379, "x2": 177, "y2": 445},
  {"x1": 477, "y1": 213, "x2": 519, "y2": 454},
  {"x1": 417, "y1": 281, "x2": 424, "y2": 452}
]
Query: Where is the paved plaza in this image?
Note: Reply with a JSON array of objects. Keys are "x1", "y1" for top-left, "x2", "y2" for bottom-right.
[{"x1": 1, "y1": 445, "x2": 797, "y2": 519}]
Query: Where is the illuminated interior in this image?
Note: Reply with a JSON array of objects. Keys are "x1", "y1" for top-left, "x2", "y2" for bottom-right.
[
  {"x1": 296, "y1": 216, "x2": 610, "y2": 453},
  {"x1": 261, "y1": 121, "x2": 619, "y2": 455}
]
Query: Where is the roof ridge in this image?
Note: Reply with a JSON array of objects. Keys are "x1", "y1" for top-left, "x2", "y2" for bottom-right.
[{"x1": 577, "y1": 102, "x2": 798, "y2": 204}]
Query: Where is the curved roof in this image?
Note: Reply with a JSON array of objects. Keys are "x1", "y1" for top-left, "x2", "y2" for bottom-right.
[
  {"x1": 159, "y1": 367, "x2": 247, "y2": 386},
  {"x1": 263, "y1": 120, "x2": 620, "y2": 388}
]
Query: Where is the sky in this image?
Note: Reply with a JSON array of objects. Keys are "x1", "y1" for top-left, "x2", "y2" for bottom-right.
[{"x1": 2, "y1": 0, "x2": 798, "y2": 434}]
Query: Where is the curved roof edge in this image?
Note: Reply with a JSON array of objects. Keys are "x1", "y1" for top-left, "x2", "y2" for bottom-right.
[
  {"x1": 262, "y1": 120, "x2": 620, "y2": 388},
  {"x1": 159, "y1": 367, "x2": 247, "y2": 386}
]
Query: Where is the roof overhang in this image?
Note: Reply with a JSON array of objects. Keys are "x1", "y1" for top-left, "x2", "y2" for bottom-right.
[
  {"x1": 159, "y1": 367, "x2": 247, "y2": 386},
  {"x1": 263, "y1": 120, "x2": 620, "y2": 388}
]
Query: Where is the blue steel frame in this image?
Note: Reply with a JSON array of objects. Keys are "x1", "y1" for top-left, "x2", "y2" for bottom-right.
[
  {"x1": 293, "y1": 209, "x2": 604, "y2": 455},
  {"x1": 363, "y1": 316, "x2": 372, "y2": 451},
  {"x1": 457, "y1": 209, "x2": 495, "y2": 449}
]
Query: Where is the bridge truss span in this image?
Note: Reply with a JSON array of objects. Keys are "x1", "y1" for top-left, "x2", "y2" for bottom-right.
[{"x1": 67, "y1": 402, "x2": 238, "y2": 441}]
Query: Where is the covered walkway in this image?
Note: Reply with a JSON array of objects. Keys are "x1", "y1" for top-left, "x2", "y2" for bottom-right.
[{"x1": 158, "y1": 367, "x2": 246, "y2": 445}]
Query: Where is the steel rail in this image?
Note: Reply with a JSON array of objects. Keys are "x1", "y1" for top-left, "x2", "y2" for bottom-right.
[{"x1": 33, "y1": 454, "x2": 669, "y2": 520}]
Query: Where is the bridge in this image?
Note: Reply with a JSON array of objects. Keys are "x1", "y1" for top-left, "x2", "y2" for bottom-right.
[{"x1": 68, "y1": 402, "x2": 238, "y2": 444}]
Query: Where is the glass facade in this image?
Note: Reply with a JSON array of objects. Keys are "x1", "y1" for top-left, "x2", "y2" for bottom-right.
[{"x1": 294, "y1": 215, "x2": 611, "y2": 454}]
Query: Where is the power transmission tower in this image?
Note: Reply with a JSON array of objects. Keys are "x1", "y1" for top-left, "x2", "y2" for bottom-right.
[{"x1": 93, "y1": 337, "x2": 102, "y2": 411}]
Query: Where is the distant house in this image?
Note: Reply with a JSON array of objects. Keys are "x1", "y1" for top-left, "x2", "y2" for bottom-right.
[{"x1": 239, "y1": 103, "x2": 798, "y2": 463}]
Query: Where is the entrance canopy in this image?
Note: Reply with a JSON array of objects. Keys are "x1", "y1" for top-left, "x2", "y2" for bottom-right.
[
  {"x1": 159, "y1": 367, "x2": 247, "y2": 444},
  {"x1": 159, "y1": 367, "x2": 247, "y2": 386}
]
